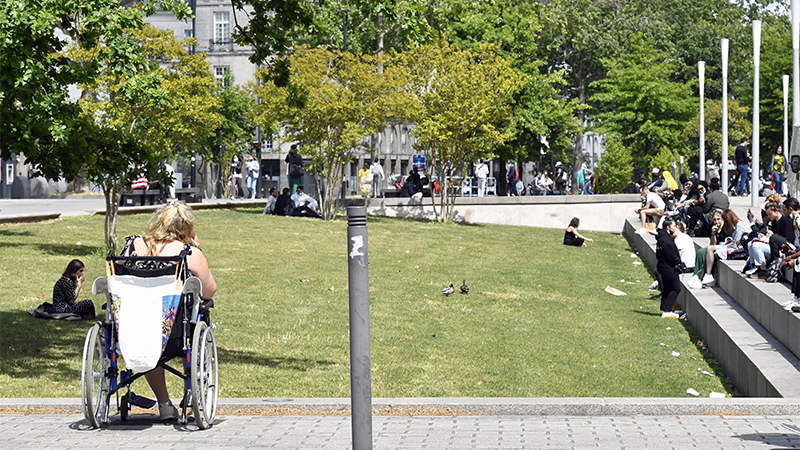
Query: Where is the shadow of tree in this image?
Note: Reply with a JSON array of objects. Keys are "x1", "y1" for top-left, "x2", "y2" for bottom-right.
[
  {"x1": 0, "y1": 311, "x2": 91, "y2": 381},
  {"x1": 217, "y1": 347, "x2": 335, "y2": 372},
  {"x1": 34, "y1": 243, "x2": 100, "y2": 257}
]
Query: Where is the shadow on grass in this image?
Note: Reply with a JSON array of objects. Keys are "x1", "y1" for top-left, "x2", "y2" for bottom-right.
[
  {"x1": 218, "y1": 347, "x2": 335, "y2": 372},
  {"x1": 632, "y1": 309, "x2": 662, "y2": 317},
  {"x1": 0, "y1": 229, "x2": 34, "y2": 236},
  {"x1": 0, "y1": 311, "x2": 91, "y2": 380},
  {"x1": 34, "y1": 243, "x2": 101, "y2": 257}
]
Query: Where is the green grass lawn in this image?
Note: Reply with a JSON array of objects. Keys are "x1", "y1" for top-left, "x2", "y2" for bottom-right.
[{"x1": 0, "y1": 207, "x2": 734, "y2": 398}]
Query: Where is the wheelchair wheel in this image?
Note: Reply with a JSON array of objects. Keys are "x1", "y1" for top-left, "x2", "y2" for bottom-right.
[
  {"x1": 81, "y1": 323, "x2": 110, "y2": 428},
  {"x1": 191, "y1": 321, "x2": 218, "y2": 429}
]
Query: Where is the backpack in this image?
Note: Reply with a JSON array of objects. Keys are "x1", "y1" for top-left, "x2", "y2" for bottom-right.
[{"x1": 289, "y1": 163, "x2": 305, "y2": 179}]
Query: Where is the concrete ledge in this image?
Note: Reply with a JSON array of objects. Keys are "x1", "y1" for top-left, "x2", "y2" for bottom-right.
[
  {"x1": 0, "y1": 213, "x2": 60, "y2": 224},
  {"x1": 6, "y1": 397, "x2": 800, "y2": 416},
  {"x1": 625, "y1": 217, "x2": 800, "y2": 397},
  {"x1": 341, "y1": 194, "x2": 642, "y2": 234}
]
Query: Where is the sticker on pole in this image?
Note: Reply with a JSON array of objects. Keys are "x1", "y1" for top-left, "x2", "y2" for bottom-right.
[{"x1": 350, "y1": 235, "x2": 365, "y2": 265}]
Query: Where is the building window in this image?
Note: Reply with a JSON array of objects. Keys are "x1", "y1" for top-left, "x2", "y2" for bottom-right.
[
  {"x1": 264, "y1": 137, "x2": 273, "y2": 152},
  {"x1": 214, "y1": 12, "x2": 231, "y2": 44},
  {"x1": 215, "y1": 66, "x2": 230, "y2": 88},
  {"x1": 184, "y1": 29, "x2": 194, "y2": 53}
]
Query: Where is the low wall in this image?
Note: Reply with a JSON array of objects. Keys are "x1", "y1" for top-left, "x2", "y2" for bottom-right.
[{"x1": 338, "y1": 194, "x2": 642, "y2": 234}]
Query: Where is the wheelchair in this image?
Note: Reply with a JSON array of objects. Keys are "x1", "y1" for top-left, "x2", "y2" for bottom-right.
[{"x1": 80, "y1": 247, "x2": 218, "y2": 429}]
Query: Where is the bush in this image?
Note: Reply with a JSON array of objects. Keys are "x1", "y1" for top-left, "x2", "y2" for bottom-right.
[{"x1": 596, "y1": 138, "x2": 634, "y2": 193}]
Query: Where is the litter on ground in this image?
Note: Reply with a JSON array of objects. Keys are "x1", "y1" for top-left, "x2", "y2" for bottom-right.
[{"x1": 604, "y1": 286, "x2": 627, "y2": 296}]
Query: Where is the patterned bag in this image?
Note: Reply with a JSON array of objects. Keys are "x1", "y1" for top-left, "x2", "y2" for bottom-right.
[{"x1": 766, "y1": 257, "x2": 784, "y2": 283}]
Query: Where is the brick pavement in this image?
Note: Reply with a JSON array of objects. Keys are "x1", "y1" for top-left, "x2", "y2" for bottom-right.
[{"x1": 3, "y1": 413, "x2": 800, "y2": 449}]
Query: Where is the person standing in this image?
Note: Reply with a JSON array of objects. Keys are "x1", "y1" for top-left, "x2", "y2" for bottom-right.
[
  {"x1": 576, "y1": 163, "x2": 585, "y2": 194},
  {"x1": 284, "y1": 144, "x2": 304, "y2": 195},
  {"x1": 229, "y1": 155, "x2": 242, "y2": 199},
  {"x1": 246, "y1": 154, "x2": 260, "y2": 199},
  {"x1": 735, "y1": 137, "x2": 750, "y2": 196},
  {"x1": 475, "y1": 160, "x2": 489, "y2": 197},
  {"x1": 655, "y1": 219, "x2": 683, "y2": 318},
  {"x1": 370, "y1": 160, "x2": 385, "y2": 198},
  {"x1": 583, "y1": 164, "x2": 594, "y2": 195},
  {"x1": 771, "y1": 145, "x2": 787, "y2": 195},
  {"x1": 507, "y1": 162, "x2": 518, "y2": 196},
  {"x1": 358, "y1": 163, "x2": 372, "y2": 197}
]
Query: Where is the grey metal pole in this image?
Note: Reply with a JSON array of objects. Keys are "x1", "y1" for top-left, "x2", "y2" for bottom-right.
[
  {"x1": 347, "y1": 206, "x2": 372, "y2": 450},
  {"x1": 752, "y1": 20, "x2": 761, "y2": 207},
  {"x1": 722, "y1": 39, "x2": 729, "y2": 193}
]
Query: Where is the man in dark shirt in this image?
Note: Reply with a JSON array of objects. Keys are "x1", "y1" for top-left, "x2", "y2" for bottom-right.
[
  {"x1": 507, "y1": 163, "x2": 518, "y2": 196},
  {"x1": 747, "y1": 201, "x2": 796, "y2": 279},
  {"x1": 734, "y1": 137, "x2": 750, "y2": 196},
  {"x1": 272, "y1": 187, "x2": 292, "y2": 216}
]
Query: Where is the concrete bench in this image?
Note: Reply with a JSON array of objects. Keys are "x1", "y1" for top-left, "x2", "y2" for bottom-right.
[
  {"x1": 625, "y1": 217, "x2": 800, "y2": 397},
  {"x1": 120, "y1": 189, "x2": 160, "y2": 207}
]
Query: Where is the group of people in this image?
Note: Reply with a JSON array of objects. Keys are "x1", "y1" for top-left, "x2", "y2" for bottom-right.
[
  {"x1": 229, "y1": 154, "x2": 260, "y2": 200},
  {"x1": 262, "y1": 185, "x2": 320, "y2": 218},
  {"x1": 634, "y1": 167, "x2": 730, "y2": 239},
  {"x1": 358, "y1": 161, "x2": 386, "y2": 198}
]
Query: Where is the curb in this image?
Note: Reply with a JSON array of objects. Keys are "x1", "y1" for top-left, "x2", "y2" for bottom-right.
[{"x1": 3, "y1": 397, "x2": 800, "y2": 416}]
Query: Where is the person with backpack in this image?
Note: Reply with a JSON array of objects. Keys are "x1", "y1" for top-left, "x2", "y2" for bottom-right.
[
  {"x1": 285, "y1": 144, "x2": 304, "y2": 195},
  {"x1": 554, "y1": 161, "x2": 567, "y2": 195}
]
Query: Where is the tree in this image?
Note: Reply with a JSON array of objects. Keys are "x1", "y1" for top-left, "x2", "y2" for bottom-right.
[
  {"x1": 252, "y1": 46, "x2": 407, "y2": 220},
  {"x1": 199, "y1": 74, "x2": 257, "y2": 199},
  {"x1": 397, "y1": 41, "x2": 521, "y2": 222},
  {"x1": 590, "y1": 34, "x2": 695, "y2": 168},
  {"x1": 70, "y1": 24, "x2": 221, "y2": 248},
  {"x1": 595, "y1": 138, "x2": 634, "y2": 194},
  {"x1": 0, "y1": 0, "x2": 191, "y2": 170},
  {"x1": 429, "y1": 0, "x2": 580, "y2": 193},
  {"x1": 681, "y1": 98, "x2": 752, "y2": 164}
]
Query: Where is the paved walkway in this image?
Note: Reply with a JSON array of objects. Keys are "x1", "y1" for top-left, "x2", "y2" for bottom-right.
[
  {"x1": 3, "y1": 412, "x2": 800, "y2": 449},
  {"x1": 3, "y1": 195, "x2": 800, "y2": 449}
]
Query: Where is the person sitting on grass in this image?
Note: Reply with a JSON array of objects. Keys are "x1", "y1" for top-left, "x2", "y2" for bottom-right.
[
  {"x1": 290, "y1": 186, "x2": 321, "y2": 218},
  {"x1": 563, "y1": 217, "x2": 594, "y2": 247},
  {"x1": 52, "y1": 259, "x2": 95, "y2": 319},
  {"x1": 634, "y1": 186, "x2": 665, "y2": 234}
]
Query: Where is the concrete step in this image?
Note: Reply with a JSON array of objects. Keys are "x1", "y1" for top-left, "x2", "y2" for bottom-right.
[{"x1": 625, "y1": 217, "x2": 800, "y2": 397}]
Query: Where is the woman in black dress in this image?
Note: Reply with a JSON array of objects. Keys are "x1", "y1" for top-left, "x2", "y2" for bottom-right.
[
  {"x1": 563, "y1": 217, "x2": 594, "y2": 247},
  {"x1": 52, "y1": 259, "x2": 95, "y2": 317}
]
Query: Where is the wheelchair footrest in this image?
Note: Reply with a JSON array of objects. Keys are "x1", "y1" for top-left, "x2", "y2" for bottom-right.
[{"x1": 129, "y1": 393, "x2": 157, "y2": 409}]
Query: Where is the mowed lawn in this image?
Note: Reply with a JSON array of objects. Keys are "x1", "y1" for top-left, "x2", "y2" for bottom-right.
[{"x1": 0, "y1": 207, "x2": 733, "y2": 398}]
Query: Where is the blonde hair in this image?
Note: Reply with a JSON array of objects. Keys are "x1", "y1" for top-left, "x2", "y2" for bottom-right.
[{"x1": 143, "y1": 202, "x2": 195, "y2": 256}]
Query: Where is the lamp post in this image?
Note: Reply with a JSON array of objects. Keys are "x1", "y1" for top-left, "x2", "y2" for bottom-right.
[
  {"x1": 722, "y1": 39, "x2": 729, "y2": 192},
  {"x1": 699, "y1": 61, "x2": 706, "y2": 180},
  {"x1": 752, "y1": 20, "x2": 761, "y2": 207}
]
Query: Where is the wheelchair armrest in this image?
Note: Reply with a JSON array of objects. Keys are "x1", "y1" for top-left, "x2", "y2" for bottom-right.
[
  {"x1": 182, "y1": 276, "x2": 203, "y2": 298},
  {"x1": 92, "y1": 277, "x2": 108, "y2": 296}
]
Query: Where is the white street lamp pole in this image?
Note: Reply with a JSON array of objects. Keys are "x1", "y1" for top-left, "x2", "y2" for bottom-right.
[
  {"x1": 699, "y1": 61, "x2": 706, "y2": 180},
  {"x1": 722, "y1": 39, "x2": 729, "y2": 193},
  {"x1": 752, "y1": 20, "x2": 761, "y2": 207}
]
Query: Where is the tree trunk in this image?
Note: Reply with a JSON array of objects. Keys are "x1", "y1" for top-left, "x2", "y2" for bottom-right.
[{"x1": 103, "y1": 182, "x2": 121, "y2": 250}]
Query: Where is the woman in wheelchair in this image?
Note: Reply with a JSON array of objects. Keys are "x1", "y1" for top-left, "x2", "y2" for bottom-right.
[{"x1": 125, "y1": 202, "x2": 217, "y2": 420}]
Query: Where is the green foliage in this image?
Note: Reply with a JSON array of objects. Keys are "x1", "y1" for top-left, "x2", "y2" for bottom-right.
[
  {"x1": 430, "y1": 0, "x2": 579, "y2": 184},
  {"x1": 681, "y1": 98, "x2": 752, "y2": 164},
  {"x1": 69, "y1": 24, "x2": 222, "y2": 248},
  {"x1": 397, "y1": 40, "x2": 522, "y2": 221},
  {"x1": 252, "y1": 47, "x2": 407, "y2": 220},
  {"x1": 0, "y1": 210, "x2": 733, "y2": 398},
  {"x1": 650, "y1": 147, "x2": 679, "y2": 176},
  {"x1": 590, "y1": 34, "x2": 695, "y2": 167},
  {"x1": 596, "y1": 138, "x2": 634, "y2": 194}
]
